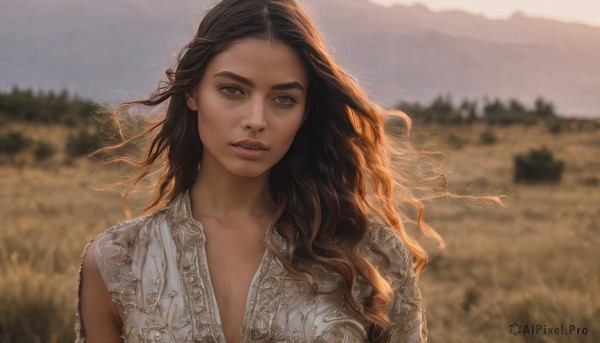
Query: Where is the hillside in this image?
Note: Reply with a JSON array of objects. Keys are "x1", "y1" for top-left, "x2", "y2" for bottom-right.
[{"x1": 0, "y1": 0, "x2": 599, "y2": 116}]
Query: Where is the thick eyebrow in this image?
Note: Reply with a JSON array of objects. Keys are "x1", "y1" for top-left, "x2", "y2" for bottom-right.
[{"x1": 213, "y1": 71, "x2": 305, "y2": 91}]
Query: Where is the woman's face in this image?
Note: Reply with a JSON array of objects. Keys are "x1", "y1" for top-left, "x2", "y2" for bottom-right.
[{"x1": 186, "y1": 38, "x2": 308, "y2": 179}]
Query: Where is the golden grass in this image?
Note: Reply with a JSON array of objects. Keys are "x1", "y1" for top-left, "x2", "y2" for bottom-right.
[
  {"x1": 0, "y1": 160, "x2": 127, "y2": 342},
  {"x1": 1, "y1": 123, "x2": 598, "y2": 342},
  {"x1": 415, "y1": 124, "x2": 599, "y2": 342}
]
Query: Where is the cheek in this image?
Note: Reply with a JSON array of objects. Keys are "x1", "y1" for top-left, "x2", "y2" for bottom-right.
[
  {"x1": 287, "y1": 108, "x2": 307, "y2": 137},
  {"x1": 196, "y1": 98, "x2": 234, "y2": 136},
  {"x1": 274, "y1": 115, "x2": 305, "y2": 147}
]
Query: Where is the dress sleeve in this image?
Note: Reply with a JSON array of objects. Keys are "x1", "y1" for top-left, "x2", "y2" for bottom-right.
[
  {"x1": 74, "y1": 218, "x2": 141, "y2": 342},
  {"x1": 366, "y1": 224, "x2": 427, "y2": 343}
]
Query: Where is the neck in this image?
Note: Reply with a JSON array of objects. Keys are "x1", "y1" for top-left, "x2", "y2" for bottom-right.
[{"x1": 190, "y1": 163, "x2": 275, "y2": 220}]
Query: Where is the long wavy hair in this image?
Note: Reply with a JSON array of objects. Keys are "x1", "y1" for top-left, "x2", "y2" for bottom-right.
[{"x1": 99, "y1": 0, "x2": 446, "y2": 339}]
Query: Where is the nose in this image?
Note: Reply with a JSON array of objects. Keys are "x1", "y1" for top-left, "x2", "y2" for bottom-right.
[{"x1": 241, "y1": 97, "x2": 267, "y2": 132}]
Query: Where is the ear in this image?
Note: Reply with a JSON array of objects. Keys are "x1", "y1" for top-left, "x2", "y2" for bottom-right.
[{"x1": 186, "y1": 91, "x2": 199, "y2": 111}]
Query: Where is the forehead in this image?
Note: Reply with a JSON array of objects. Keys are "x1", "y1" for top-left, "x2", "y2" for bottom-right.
[{"x1": 205, "y1": 38, "x2": 308, "y2": 85}]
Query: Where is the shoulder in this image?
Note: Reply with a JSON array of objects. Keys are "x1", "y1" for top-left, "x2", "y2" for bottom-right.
[
  {"x1": 76, "y1": 200, "x2": 178, "y2": 341},
  {"x1": 99, "y1": 206, "x2": 170, "y2": 248},
  {"x1": 89, "y1": 206, "x2": 171, "y2": 285},
  {"x1": 90, "y1": 205, "x2": 170, "y2": 261},
  {"x1": 361, "y1": 222, "x2": 427, "y2": 341},
  {"x1": 360, "y1": 221, "x2": 413, "y2": 277}
]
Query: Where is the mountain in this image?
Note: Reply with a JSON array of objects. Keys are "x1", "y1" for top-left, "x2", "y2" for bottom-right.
[{"x1": 1, "y1": 0, "x2": 598, "y2": 117}]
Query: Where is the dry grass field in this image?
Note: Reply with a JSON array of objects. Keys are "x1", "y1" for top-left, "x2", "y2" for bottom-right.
[{"x1": 1, "y1": 122, "x2": 598, "y2": 342}]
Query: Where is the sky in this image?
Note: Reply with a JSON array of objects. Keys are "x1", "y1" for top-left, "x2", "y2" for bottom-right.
[{"x1": 368, "y1": 0, "x2": 600, "y2": 27}]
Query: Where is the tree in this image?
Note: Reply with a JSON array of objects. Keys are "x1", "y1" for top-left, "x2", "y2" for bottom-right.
[
  {"x1": 483, "y1": 98, "x2": 506, "y2": 125},
  {"x1": 534, "y1": 97, "x2": 556, "y2": 120},
  {"x1": 0, "y1": 86, "x2": 98, "y2": 125},
  {"x1": 459, "y1": 99, "x2": 478, "y2": 124},
  {"x1": 429, "y1": 94, "x2": 461, "y2": 124},
  {"x1": 395, "y1": 100, "x2": 429, "y2": 125}
]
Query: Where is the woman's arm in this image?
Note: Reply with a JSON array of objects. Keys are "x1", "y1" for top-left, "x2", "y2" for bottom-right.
[{"x1": 80, "y1": 239, "x2": 123, "y2": 343}]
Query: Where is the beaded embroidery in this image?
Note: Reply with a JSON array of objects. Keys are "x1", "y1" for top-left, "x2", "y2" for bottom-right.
[{"x1": 75, "y1": 191, "x2": 426, "y2": 342}]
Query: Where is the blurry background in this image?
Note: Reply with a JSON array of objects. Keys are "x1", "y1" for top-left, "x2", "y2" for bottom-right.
[
  {"x1": 0, "y1": 0, "x2": 598, "y2": 341},
  {"x1": 2, "y1": 0, "x2": 600, "y2": 116}
]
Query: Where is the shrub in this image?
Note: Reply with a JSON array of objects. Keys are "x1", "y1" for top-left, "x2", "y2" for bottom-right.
[
  {"x1": 446, "y1": 133, "x2": 464, "y2": 150},
  {"x1": 480, "y1": 130, "x2": 497, "y2": 145},
  {"x1": 65, "y1": 129, "x2": 102, "y2": 157},
  {"x1": 547, "y1": 120, "x2": 563, "y2": 134},
  {"x1": 514, "y1": 147, "x2": 564, "y2": 183},
  {"x1": 0, "y1": 130, "x2": 29, "y2": 158},
  {"x1": 462, "y1": 287, "x2": 481, "y2": 313},
  {"x1": 579, "y1": 176, "x2": 598, "y2": 186},
  {"x1": 32, "y1": 140, "x2": 56, "y2": 161}
]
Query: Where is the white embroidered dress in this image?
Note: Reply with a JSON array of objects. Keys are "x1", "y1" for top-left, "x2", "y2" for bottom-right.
[{"x1": 75, "y1": 191, "x2": 426, "y2": 342}]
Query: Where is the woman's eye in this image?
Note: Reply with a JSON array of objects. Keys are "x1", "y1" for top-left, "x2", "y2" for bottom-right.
[
  {"x1": 274, "y1": 95, "x2": 296, "y2": 106},
  {"x1": 219, "y1": 85, "x2": 242, "y2": 96}
]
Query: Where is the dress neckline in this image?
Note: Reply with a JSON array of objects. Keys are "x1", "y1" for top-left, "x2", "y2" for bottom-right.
[
  {"x1": 179, "y1": 189, "x2": 277, "y2": 237},
  {"x1": 176, "y1": 189, "x2": 276, "y2": 342}
]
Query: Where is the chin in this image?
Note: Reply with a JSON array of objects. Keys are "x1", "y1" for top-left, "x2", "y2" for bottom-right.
[{"x1": 226, "y1": 162, "x2": 272, "y2": 179}]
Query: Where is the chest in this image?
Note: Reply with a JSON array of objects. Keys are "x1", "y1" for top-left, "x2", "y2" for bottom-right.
[
  {"x1": 202, "y1": 220, "x2": 267, "y2": 294},
  {"x1": 111, "y1": 223, "x2": 368, "y2": 342},
  {"x1": 204, "y1": 229, "x2": 267, "y2": 343}
]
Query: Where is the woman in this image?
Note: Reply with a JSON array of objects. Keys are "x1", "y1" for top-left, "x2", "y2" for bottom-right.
[{"x1": 77, "y1": 0, "x2": 444, "y2": 342}]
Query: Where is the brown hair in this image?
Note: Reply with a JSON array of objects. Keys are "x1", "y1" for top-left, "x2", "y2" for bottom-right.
[{"x1": 99, "y1": 0, "x2": 446, "y2": 339}]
